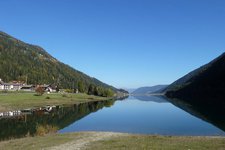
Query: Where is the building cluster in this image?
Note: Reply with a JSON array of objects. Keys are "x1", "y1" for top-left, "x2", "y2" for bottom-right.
[{"x1": 0, "y1": 78, "x2": 57, "y2": 92}]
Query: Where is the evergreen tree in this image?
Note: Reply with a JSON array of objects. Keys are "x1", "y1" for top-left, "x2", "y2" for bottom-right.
[{"x1": 78, "y1": 81, "x2": 85, "y2": 93}]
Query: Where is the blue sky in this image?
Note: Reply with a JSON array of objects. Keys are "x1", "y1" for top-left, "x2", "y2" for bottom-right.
[{"x1": 1, "y1": 0, "x2": 225, "y2": 88}]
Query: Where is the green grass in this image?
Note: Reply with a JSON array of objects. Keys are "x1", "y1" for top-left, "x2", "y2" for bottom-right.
[
  {"x1": 0, "y1": 132, "x2": 224, "y2": 150},
  {"x1": 0, "y1": 92, "x2": 111, "y2": 111},
  {"x1": 0, "y1": 133, "x2": 85, "y2": 150},
  {"x1": 88, "y1": 135, "x2": 225, "y2": 150}
]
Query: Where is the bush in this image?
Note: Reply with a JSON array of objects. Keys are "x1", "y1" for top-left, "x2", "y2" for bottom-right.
[
  {"x1": 64, "y1": 89, "x2": 73, "y2": 93},
  {"x1": 36, "y1": 124, "x2": 58, "y2": 136},
  {"x1": 35, "y1": 87, "x2": 44, "y2": 96}
]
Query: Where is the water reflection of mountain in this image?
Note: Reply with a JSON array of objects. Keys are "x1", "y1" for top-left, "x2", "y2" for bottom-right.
[
  {"x1": 133, "y1": 95, "x2": 168, "y2": 103},
  {"x1": 165, "y1": 96, "x2": 225, "y2": 132},
  {"x1": 0, "y1": 100, "x2": 115, "y2": 141},
  {"x1": 134, "y1": 95, "x2": 225, "y2": 132}
]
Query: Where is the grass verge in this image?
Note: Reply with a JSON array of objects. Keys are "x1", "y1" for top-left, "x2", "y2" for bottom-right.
[
  {"x1": 0, "y1": 92, "x2": 111, "y2": 111},
  {"x1": 0, "y1": 132, "x2": 224, "y2": 150},
  {"x1": 87, "y1": 134, "x2": 225, "y2": 150}
]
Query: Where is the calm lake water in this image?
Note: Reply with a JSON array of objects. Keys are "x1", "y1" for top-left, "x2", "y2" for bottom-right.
[
  {"x1": 0, "y1": 96, "x2": 224, "y2": 140},
  {"x1": 59, "y1": 96, "x2": 225, "y2": 136}
]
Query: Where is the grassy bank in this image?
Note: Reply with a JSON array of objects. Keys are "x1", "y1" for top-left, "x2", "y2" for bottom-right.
[
  {"x1": 0, "y1": 132, "x2": 224, "y2": 150},
  {"x1": 87, "y1": 134, "x2": 225, "y2": 150},
  {"x1": 0, "y1": 92, "x2": 111, "y2": 111}
]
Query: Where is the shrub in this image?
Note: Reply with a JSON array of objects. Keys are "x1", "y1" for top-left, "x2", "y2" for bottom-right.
[
  {"x1": 36, "y1": 124, "x2": 58, "y2": 136},
  {"x1": 64, "y1": 89, "x2": 73, "y2": 93},
  {"x1": 35, "y1": 87, "x2": 44, "y2": 96}
]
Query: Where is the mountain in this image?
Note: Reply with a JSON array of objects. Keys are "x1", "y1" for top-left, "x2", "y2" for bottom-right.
[
  {"x1": 133, "y1": 95, "x2": 168, "y2": 103},
  {"x1": 132, "y1": 85, "x2": 168, "y2": 95},
  {"x1": 0, "y1": 31, "x2": 116, "y2": 93},
  {"x1": 165, "y1": 52, "x2": 225, "y2": 105},
  {"x1": 123, "y1": 88, "x2": 136, "y2": 93}
]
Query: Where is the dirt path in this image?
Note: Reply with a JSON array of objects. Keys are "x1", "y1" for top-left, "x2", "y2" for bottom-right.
[{"x1": 46, "y1": 132, "x2": 125, "y2": 150}]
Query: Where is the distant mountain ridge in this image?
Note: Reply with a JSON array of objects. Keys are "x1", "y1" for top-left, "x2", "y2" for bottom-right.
[
  {"x1": 123, "y1": 88, "x2": 136, "y2": 93},
  {"x1": 0, "y1": 31, "x2": 116, "y2": 92},
  {"x1": 132, "y1": 85, "x2": 168, "y2": 95},
  {"x1": 133, "y1": 95, "x2": 168, "y2": 103}
]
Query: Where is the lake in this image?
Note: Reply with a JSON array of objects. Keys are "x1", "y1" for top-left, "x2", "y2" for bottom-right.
[
  {"x1": 0, "y1": 96, "x2": 224, "y2": 140},
  {"x1": 59, "y1": 96, "x2": 225, "y2": 136}
]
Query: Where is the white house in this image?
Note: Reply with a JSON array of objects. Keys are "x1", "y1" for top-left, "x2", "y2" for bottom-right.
[
  {"x1": 2, "y1": 83, "x2": 13, "y2": 90},
  {"x1": 0, "y1": 78, "x2": 23, "y2": 91},
  {"x1": 0, "y1": 84, "x2": 4, "y2": 90},
  {"x1": 20, "y1": 85, "x2": 35, "y2": 91},
  {"x1": 0, "y1": 78, "x2": 4, "y2": 90},
  {"x1": 12, "y1": 83, "x2": 23, "y2": 90}
]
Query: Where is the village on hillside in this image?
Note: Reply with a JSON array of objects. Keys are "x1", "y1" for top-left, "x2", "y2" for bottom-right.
[{"x1": 0, "y1": 78, "x2": 58, "y2": 93}]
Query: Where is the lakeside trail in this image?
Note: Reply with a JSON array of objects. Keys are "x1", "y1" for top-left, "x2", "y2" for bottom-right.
[{"x1": 46, "y1": 132, "x2": 126, "y2": 150}]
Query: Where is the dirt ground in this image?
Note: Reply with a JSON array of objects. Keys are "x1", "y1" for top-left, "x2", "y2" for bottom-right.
[{"x1": 46, "y1": 132, "x2": 126, "y2": 150}]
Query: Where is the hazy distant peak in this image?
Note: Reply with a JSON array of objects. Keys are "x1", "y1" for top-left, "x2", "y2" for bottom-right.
[{"x1": 132, "y1": 85, "x2": 168, "y2": 95}]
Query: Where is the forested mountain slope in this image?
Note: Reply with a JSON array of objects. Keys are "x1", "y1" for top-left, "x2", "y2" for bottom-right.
[
  {"x1": 0, "y1": 31, "x2": 116, "y2": 92},
  {"x1": 165, "y1": 52, "x2": 225, "y2": 105}
]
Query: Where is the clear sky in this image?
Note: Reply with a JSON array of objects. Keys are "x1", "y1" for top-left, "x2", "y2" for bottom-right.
[{"x1": 0, "y1": 0, "x2": 225, "y2": 88}]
